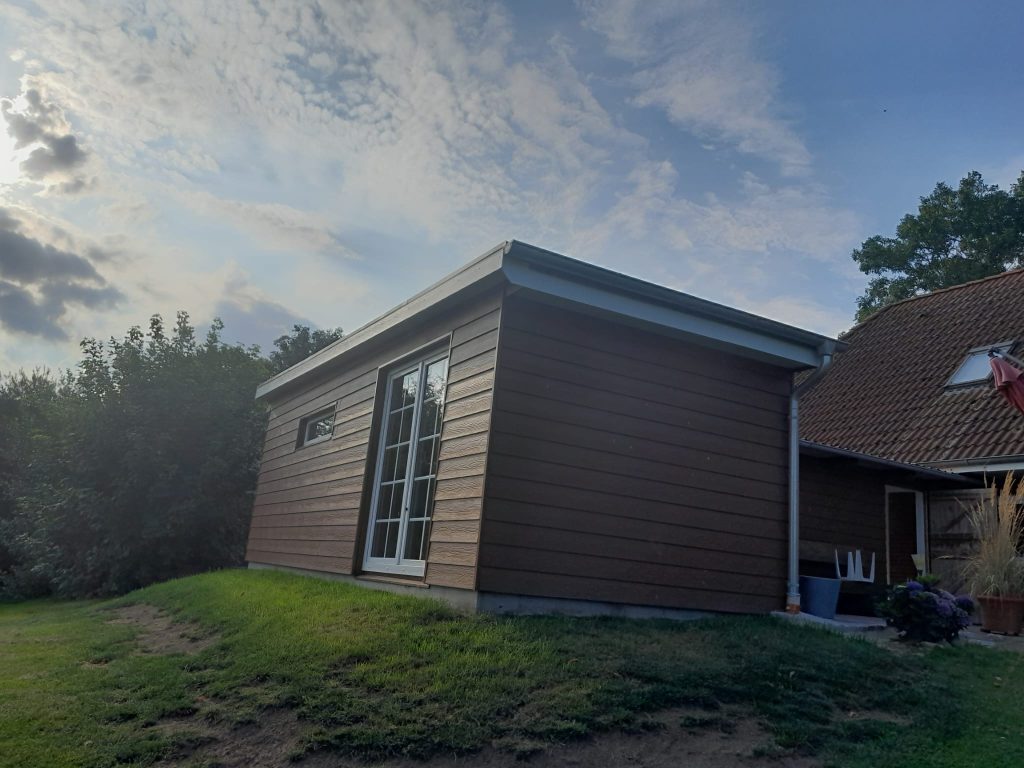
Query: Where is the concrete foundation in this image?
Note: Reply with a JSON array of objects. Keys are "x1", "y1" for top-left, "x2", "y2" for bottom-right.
[
  {"x1": 246, "y1": 562, "x2": 480, "y2": 612},
  {"x1": 477, "y1": 592, "x2": 714, "y2": 621},
  {"x1": 249, "y1": 562, "x2": 720, "y2": 622}
]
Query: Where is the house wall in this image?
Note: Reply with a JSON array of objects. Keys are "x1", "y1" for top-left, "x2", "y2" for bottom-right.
[
  {"x1": 798, "y1": 457, "x2": 887, "y2": 581},
  {"x1": 245, "y1": 286, "x2": 503, "y2": 590},
  {"x1": 476, "y1": 293, "x2": 793, "y2": 614}
]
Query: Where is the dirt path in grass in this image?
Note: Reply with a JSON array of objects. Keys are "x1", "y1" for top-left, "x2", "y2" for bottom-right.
[
  {"x1": 107, "y1": 604, "x2": 218, "y2": 655},
  {"x1": 155, "y1": 706, "x2": 820, "y2": 768},
  {"x1": 110, "y1": 604, "x2": 819, "y2": 767}
]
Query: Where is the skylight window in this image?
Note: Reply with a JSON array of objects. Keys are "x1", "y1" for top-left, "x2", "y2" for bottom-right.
[{"x1": 946, "y1": 343, "x2": 1014, "y2": 387}]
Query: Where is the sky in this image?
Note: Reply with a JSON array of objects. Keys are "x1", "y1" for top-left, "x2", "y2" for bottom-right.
[{"x1": 1, "y1": 0, "x2": 1022, "y2": 372}]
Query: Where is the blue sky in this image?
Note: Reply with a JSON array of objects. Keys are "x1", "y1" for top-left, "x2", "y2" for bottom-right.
[{"x1": 1, "y1": 0, "x2": 1021, "y2": 371}]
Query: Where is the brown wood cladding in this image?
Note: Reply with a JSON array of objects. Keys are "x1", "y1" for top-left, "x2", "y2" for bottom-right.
[
  {"x1": 477, "y1": 294, "x2": 792, "y2": 614},
  {"x1": 798, "y1": 457, "x2": 886, "y2": 581},
  {"x1": 246, "y1": 287, "x2": 502, "y2": 586}
]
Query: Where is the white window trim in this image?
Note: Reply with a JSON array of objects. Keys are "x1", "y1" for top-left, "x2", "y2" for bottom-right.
[
  {"x1": 297, "y1": 406, "x2": 336, "y2": 448},
  {"x1": 884, "y1": 485, "x2": 926, "y2": 584},
  {"x1": 363, "y1": 350, "x2": 448, "y2": 577},
  {"x1": 945, "y1": 341, "x2": 1015, "y2": 388}
]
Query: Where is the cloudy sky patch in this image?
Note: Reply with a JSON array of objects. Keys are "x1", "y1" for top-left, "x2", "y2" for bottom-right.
[
  {"x1": 0, "y1": 0, "x2": 1021, "y2": 370},
  {"x1": 0, "y1": 205, "x2": 121, "y2": 339}
]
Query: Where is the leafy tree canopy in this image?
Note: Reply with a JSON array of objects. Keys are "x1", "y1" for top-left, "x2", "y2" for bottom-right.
[
  {"x1": 0, "y1": 314, "x2": 346, "y2": 598},
  {"x1": 853, "y1": 170, "x2": 1024, "y2": 322},
  {"x1": 0, "y1": 313, "x2": 270, "y2": 597},
  {"x1": 268, "y1": 324, "x2": 343, "y2": 374}
]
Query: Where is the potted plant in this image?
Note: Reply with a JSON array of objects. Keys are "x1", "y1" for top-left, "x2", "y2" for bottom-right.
[{"x1": 963, "y1": 473, "x2": 1024, "y2": 635}]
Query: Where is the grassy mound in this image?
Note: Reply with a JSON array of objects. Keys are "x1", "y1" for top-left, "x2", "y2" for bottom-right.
[{"x1": 2, "y1": 568, "x2": 1022, "y2": 767}]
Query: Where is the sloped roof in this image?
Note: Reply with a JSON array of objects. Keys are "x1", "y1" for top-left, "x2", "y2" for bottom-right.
[
  {"x1": 801, "y1": 268, "x2": 1024, "y2": 466},
  {"x1": 800, "y1": 439, "x2": 976, "y2": 488},
  {"x1": 257, "y1": 241, "x2": 841, "y2": 400}
]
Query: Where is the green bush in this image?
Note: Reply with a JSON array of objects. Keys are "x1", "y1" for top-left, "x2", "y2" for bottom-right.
[{"x1": 0, "y1": 314, "x2": 270, "y2": 597}]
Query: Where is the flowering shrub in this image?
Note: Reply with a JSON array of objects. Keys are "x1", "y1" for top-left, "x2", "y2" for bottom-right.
[{"x1": 876, "y1": 575, "x2": 974, "y2": 642}]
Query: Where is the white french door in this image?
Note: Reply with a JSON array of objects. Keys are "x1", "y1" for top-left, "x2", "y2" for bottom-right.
[{"x1": 363, "y1": 352, "x2": 448, "y2": 576}]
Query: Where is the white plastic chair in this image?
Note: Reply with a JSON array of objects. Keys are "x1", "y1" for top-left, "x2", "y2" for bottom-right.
[{"x1": 835, "y1": 549, "x2": 876, "y2": 583}]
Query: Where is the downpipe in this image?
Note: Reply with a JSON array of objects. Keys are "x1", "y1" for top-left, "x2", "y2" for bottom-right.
[{"x1": 785, "y1": 347, "x2": 835, "y2": 614}]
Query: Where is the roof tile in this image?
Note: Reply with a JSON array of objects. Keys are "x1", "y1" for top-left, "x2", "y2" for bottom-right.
[{"x1": 801, "y1": 269, "x2": 1024, "y2": 465}]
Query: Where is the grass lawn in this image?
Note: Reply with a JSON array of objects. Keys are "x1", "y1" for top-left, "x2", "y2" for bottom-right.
[{"x1": 2, "y1": 569, "x2": 1024, "y2": 767}]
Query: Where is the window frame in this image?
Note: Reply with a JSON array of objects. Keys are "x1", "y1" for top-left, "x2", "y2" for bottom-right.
[
  {"x1": 945, "y1": 341, "x2": 1015, "y2": 388},
  {"x1": 296, "y1": 405, "x2": 337, "y2": 448},
  {"x1": 363, "y1": 349, "x2": 449, "y2": 577}
]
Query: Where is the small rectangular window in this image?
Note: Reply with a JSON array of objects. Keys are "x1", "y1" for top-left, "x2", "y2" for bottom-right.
[
  {"x1": 298, "y1": 407, "x2": 336, "y2": 447},
  {"x1": 946, "y1": 343, "x2": 1014, "y2": 387}
]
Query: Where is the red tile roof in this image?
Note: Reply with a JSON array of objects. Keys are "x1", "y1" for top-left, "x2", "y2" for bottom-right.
[{"x1": 801, "y1": 269, "x2": 1024, "y2": 465}]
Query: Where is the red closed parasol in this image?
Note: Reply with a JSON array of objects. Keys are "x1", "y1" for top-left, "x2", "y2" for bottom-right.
[{"x1": 990, "y1": 352, "x2": 1024, "y2": 415}]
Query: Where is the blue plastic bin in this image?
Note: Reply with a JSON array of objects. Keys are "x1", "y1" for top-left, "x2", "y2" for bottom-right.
[{"x1": 799, "y1": 575, "x2": 840, "y2": 620}]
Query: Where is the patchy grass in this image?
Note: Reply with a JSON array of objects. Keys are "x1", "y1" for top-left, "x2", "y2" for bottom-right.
[
  {"x1": 0, "y1": 599, "x2": 196, "y2": 767},
  {"x1": 1, "y1": 568, "x2": 1023, "y2": 767}
]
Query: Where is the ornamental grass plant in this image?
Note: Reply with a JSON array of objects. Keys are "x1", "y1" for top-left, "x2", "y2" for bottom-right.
[{"x1": 963, "y1": 473, "x2": 1024, "y2": 599}]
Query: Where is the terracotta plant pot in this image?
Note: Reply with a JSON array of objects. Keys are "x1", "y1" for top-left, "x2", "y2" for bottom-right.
[{"x1": 977, "y1": 595, "x2": 1024, "y2": 635}]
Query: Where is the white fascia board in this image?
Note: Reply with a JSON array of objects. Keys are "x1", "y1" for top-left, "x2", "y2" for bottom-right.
[
  {"x1": 938, "y1": 460, "x2": 1024, "y2": 475},
  {"x1": 500, "y1": 260, "x2": 832, "y2": 369},
  {"x1": 255, "y1": 243, "x2": 508, "y2": 401},
  {"x1": 255, "y1": 239, "x2": 844, "y2": 401}
]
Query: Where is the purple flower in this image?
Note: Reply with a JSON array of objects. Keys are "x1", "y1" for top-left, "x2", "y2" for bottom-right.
[
  {"x1": 906, "y1": 580, "x2": 924, "y2": 592},
  {"x1": 915, "y1": 590, "x2": 937, "y2": 603},
  {"x1": 936, "y1": 599, "x2": 953, "y2": 617},
  {"x1": 955, "y1": 595, "x2": 975, "y2": 612},
  {"x1": 938, "y1": 589, "x2": 956, "y2": 601}
]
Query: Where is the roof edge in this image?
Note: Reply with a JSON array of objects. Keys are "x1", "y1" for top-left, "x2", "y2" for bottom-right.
[
  {"x1": 505, "y1": 240, "x2": 846, "y2": 365},
  {"x1": 254, "y1": 242, "x2": 509, "y2": 401},
  {"x1": 255, "y1": 239, "x2": 846, "y2": 401},
  {"x1": 800, "y1": 439, "x2": 979, "y2": 486},
  {"x1": 849, "y1": 266, "x2": 1024, "y2": 335}
]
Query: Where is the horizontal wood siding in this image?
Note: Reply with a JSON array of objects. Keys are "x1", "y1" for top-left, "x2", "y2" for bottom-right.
[
  {"x1": 798, "y1": 457, "x2": 886, "y2": 581},
  {"x1": 425, "y1": 300, "x2": 503, "y2": 590},
  {"x1": 246, "y1": 287, "x2": 502, "y2": 585},
  {"x1": 478, "y1": 295, "x2": 792, "y2": 614}
]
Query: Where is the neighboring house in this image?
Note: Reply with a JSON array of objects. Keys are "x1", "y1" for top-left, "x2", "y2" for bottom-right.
[
  {"x1": 244, "y1": 242, "x2": 969, "y2": 617},
  {"x1": 801, "y1": 269, "x2": 1024, "y2": 589}
]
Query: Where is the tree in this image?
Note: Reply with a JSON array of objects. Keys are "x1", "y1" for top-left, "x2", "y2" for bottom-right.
[
  {"x1": 0, "y1": 313, "x2": 270, "y2": 597},
  {"x1": 852, "y1": 170, "x2": 1024, "y2": 321},
  {"x1": 0, "y1": 314, "x2": 348, "y2": 598},
  {"x1": 268, "y1": 324, "x2": 343, "y2": 374}
]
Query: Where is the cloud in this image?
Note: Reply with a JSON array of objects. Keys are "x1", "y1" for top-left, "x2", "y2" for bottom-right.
[
  {"x1": 581, "y1": 0, "x2": 811, "y2": 175},
  {"x1": 4, "y1": 1, "x2": 629, "y2": 238},
  {"x1": 1, "y1": 85, "x2": 92, "y2": 190},
  {"x1": 21, "y1": 133, "x2": 87, "y2": 179},
  {"x1": 0, "y1": 0, "x2": 864, "y2": 364},
  {"x1": 3, "y1": 89, "x2": 60, "y2": 146},
  {"x1": 0, "y1": 208, "x2": 101, "y2": 283},
  {"x1": 575, "y1": 161, "x2": 857, "y2": 259},
  {"x1": 721, "y1": 292, "x2": 854, "y2": 339},
  {"x1": 211, "y1": 270, "x2": 309, "y2": 353},
  {"x1": 0, "y1": 206, "x2": 122, "y2": 339},
  {"x1": 176, "y1": 188, "x2": 354, "y2": 258}
]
